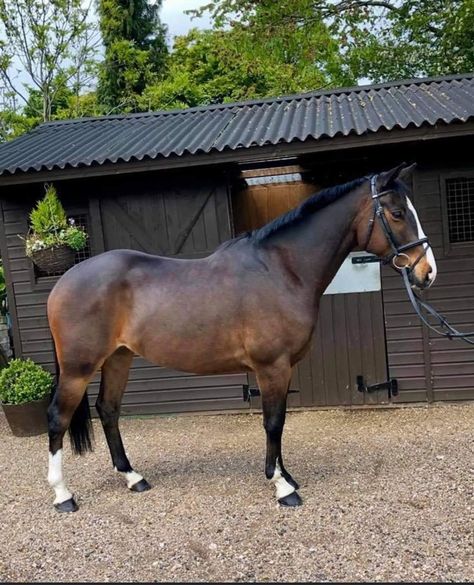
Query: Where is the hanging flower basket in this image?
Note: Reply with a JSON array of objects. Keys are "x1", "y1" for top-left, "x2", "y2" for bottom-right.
[
  {"x1": 30, "y1": 244, "x2": 76, "y2": 275},
  {"x1": 22, "y1": 183, "x2": 88, "y2": 276}
]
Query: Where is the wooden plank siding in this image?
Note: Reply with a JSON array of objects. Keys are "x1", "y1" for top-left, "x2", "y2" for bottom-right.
[
  {"x1": 1, "y1": 155, "x2": 472, "y2": 415},
  {"x1": 0, "y1": 172, "x2": 250, "y2": 415},
  {"x1": 299, "y1": 291, "x2": 388, "y2": 407},
  {"x1": 383, "y1": 167, "x2": 474, "y2": 402}
]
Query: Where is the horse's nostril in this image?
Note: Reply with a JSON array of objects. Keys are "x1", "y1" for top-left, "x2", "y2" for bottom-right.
[{"x1": 428, "y1": 266, "x2": 433, "y2": 274}]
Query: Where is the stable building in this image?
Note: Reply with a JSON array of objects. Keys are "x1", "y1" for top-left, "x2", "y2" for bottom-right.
[{"x1": 0, "y1": 73, "x2": 473, "y2": 414}]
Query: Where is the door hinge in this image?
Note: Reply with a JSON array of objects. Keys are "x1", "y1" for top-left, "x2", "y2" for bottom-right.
[
  {"x1": 243, "y1": 385, "x2": 299, "y2": 402},
  {"x1": 356, "y1": 375, "x2": 398, "y2": 399}
]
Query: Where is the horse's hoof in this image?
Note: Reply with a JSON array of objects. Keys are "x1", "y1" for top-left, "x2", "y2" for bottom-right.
[
  {"x1": 130, "y1": 478, "x2": 151, "y2": 492},
  {"x1": 278, "y1": 491, "x2": 302, "y2": 507},
  {"x1": 54, "y1": 498, "x2": 79, "y2": 513}
]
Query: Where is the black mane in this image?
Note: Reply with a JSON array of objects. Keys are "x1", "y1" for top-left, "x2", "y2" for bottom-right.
[{"x1": 251, "y1": 176, "x2": 367, "y2": 243}]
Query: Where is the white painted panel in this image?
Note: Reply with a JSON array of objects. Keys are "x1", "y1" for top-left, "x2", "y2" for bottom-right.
[{"x1": 324, "y1": 251, "x2": 381, "y2": 295}]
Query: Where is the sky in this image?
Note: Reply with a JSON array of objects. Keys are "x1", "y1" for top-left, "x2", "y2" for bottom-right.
[{"x1": 161, "y1": 0, "x2": 212, "y2": 45}]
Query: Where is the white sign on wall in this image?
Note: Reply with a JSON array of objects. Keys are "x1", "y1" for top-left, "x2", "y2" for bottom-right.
[{"x1": 323, "y1": 251, "x2": 381, "y2": 295}]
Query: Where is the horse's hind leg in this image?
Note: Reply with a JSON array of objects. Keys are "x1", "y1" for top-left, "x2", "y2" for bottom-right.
[
  {"x1": 96, "y1": 347, "x2": 151, "y2": 493},
  {"x1": 48, "y1": 372, "x2": 94, "y2": 512},
  {"x1": 256, "y1": 359, "x2": 302, "y2": 507}
]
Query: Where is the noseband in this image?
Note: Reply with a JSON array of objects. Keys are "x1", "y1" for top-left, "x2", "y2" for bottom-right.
[{"x1": 364, "y1": 175, "x2": 429, "y2": 271}]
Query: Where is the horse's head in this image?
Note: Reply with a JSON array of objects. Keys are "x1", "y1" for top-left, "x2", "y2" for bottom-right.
[{"x1": 356, "y1": 163, "x2": 437, "y2": 290}]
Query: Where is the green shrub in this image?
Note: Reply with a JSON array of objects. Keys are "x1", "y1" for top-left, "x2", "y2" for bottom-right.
[
  {"x1": 29, "y1": 184, "x2": 67, "y2": 235},
  {"x1": 24, "y1": 184, "x2": 88, "y2": 256},
  {"x1": 0, "y1": 358, "x2": 53, "y2": 405}
]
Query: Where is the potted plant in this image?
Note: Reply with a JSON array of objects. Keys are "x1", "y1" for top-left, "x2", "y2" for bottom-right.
[
  {"x1": 23, "y1": 183, "x2": 88, "y2": 275},
  {"x1": 0, "y1": 358, "x2": 53, "y2": 437}
]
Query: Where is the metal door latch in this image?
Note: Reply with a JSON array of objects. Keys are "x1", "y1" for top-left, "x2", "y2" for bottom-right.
[
  {"x1": 243, "y1": 385, "x2": 299, "y2": 402},
  {"x1": 356, "y1": 375, "x2": 399, "y2": 398}
]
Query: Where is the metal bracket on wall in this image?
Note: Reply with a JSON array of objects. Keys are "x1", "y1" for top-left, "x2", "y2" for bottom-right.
[
  {"x1": 351, "y1": 255, "x2": 381, "y2": 264},
  {"x1": 356, "y1": 375, "x2": 399, "y2": 399},
  {"x1": 242, "y1": 385, "x2": 299, "y2": 402}
]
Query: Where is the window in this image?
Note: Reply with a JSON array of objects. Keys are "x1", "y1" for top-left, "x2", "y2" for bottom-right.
[{"x1": 445, "y1": 178, "x2": 474, "y2": 243}]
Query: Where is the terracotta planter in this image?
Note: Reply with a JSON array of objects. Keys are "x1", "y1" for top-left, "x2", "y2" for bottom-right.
[
  {"x1": 1, "y1": 396, "x2": 50, "y2": 437},
  {"x1": 30, "y1": 245, "x2": 76, "y2": 275}
]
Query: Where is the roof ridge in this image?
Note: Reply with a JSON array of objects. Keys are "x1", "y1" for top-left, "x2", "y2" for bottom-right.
[{"x1": 40, "y1": 72, "x2": 474, "y2": 128}]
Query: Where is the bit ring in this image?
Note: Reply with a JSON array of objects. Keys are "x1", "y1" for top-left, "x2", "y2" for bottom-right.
[{"x1": 392, "y1": 253, "x2": 411, "y2": 270}]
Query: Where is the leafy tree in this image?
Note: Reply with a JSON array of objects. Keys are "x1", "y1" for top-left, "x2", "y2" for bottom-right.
[
  {"x1": 98, "y1": 0, "x2": 168, "y2": 112},
  {"x1": 0, "y1": 0, "x2": 99, "y2": 123},
  {"x1": 0, "y1": 89, "x2": 37, "y2": 142},
  {"x1": 192, "y1": 1, "x2": 474, "y2": 82},
  {"x1": 349, "y1": 0, "x2": 474, "y2": 80},
  {"x1": 140, "y1": 2, "x2": 355, "y2": 111}
]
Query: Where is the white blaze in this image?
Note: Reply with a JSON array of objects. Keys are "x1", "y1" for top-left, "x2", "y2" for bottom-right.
[
  {"x1": 406, "y1": 197, "x2": 437, "y2": 284},
  {"x1": 48, "y1": 450, "x2": 73, "y2": 505},
  {"x1": 271, "y1": 463, "x2": 295, "y2": 500}
]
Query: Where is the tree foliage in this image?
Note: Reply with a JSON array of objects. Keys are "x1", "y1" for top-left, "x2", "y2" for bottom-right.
[
  {"x1": 350, "y1": 0, "x2": 474, "y2": 80},
  {"x1": 1, "y1": 0, "x2": 473, "y2": 135},
  {"x1": 191, "y1": 0, "x2": 474, "y2": 82},
  {"x1": 140, "y1": 2, "x2": 356, "y2": 111},
  {"x1": 97, "y1": 0, "x2": 168, "y2": 112},
  {"x1": 0, "y1": 0, "x2": 99, "y2": 123}
]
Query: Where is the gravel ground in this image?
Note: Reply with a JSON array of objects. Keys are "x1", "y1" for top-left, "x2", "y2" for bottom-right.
[{"x1": 0, "y1": 404, "x2": 473, "y2": 582}]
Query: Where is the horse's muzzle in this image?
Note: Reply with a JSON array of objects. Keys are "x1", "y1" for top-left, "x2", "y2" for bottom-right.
[{"x1": 409, "y1": 269, "x2": 433, "y2": 291}]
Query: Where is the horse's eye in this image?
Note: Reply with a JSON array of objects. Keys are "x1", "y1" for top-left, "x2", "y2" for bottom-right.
[{"x1": 391, "y1": 210, "x2": 403, "y2": 219}]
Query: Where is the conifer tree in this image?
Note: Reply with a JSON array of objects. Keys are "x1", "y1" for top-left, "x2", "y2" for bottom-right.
[{"x1": 98, "y1": 0, "x2": 168, "y2": 113}]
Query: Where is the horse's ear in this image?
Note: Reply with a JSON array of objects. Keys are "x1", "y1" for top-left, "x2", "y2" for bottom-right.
[
  {"x1": 378, "y1": 162, "x2": 407, "y2": 189},
  {"x1": 397, "y1": 162, "x2": 417, "y2": 185}
]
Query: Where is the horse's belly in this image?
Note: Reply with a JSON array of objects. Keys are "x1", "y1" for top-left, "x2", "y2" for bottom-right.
[
  {"x1": 136, "y1": 342, "x2": 249, "y2": 375},
  {"x1": 125, "y1": 314, "x2": 249, "y2": 375}
]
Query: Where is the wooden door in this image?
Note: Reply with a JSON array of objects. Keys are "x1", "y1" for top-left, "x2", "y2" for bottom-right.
[
  {"x1": 294, "y1": 291, "x2": 389, "y2": 407},
  {"x1": 91, "y1": 175, "x2": 250, "y2": 415}
]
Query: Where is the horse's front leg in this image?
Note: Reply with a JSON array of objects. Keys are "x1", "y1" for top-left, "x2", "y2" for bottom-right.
[{"x1": 255, "y1": 360, "x2": 302, "y2": 507}]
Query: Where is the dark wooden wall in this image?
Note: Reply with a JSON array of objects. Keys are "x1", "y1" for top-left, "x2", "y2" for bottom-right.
[
  {"x1": 383, "y1": 165, "x2": 474, "y2": 402},
  {"x1": 0, "y1": 137, "x2": 473, "y2": 415},
  {"x1": 298, "y1": 138, "x2": 474, "y2": 404},
  {"x1": 0, "y1": 169, "x2": 250, "y2": 415}
]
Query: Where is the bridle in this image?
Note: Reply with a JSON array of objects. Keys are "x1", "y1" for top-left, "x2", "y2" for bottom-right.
[
  {"x1": 365, "y1": 175, "x2": 429, "y2": 270},
  {"x1": 366, "y1": 174, "x2": 474, "y2": 345}
]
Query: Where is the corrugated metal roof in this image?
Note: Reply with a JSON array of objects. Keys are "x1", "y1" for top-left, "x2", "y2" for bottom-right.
[{"x1": 0, "y1": 73, "x2": 473, "y2": 177}]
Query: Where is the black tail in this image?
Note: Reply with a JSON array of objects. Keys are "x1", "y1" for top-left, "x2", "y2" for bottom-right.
[{"x1": 68, "y1": 391, "x2": 94, "y2": 455}]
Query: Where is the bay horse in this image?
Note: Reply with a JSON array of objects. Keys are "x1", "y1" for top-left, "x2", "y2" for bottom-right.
[{"x1": 46, "y1": 162, "x2": 437, "y2": 512}]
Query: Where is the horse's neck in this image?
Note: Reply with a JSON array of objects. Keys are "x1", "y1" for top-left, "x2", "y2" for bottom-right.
[{"x1": 267, "y1": 190, "x2": 362, "y2": 297}]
